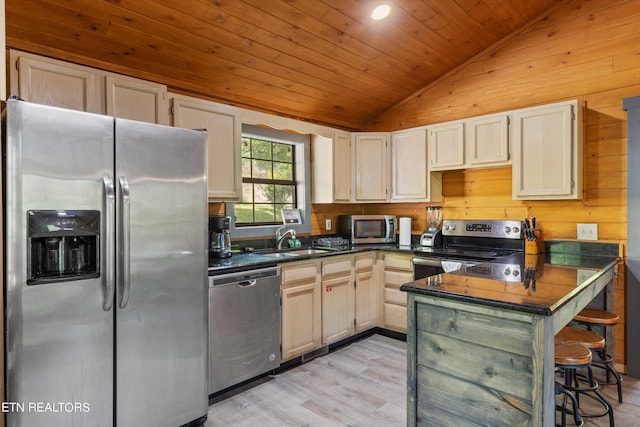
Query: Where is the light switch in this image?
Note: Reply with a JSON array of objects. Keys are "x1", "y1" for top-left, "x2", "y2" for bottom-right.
[
  {"x1": 577, "y1": 223, "x2": 598, "y2": 240},
  {"x1": 325, "y1": 219, "x2": 332, "y2": 230}
]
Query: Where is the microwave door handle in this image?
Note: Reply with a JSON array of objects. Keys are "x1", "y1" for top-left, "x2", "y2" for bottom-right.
[
  {"x1": 102, "y1": 176, "x2": 116, "y2": 311},
  {"x1": 117, "y1": 176, "x2": 131, "y2": 309}
]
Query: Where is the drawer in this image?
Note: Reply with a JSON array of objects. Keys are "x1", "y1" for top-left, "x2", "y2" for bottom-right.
[
  {"x1": 385, "y1": 287, "x2": 407, "y2": 306},
  {"x1": 322, "y1": 256, "x2": 353, "y2": 277},
  {"x1": 384, "y1": 253, "x2": 413, "y2": 271},
  {"x1": 281, "y1": 260, "x2": 320, "y2": 285},
  {"x1": 355, "y1": 253, "x2": 374, "y2": 272},
  {"x1": 385, "y1": 270, "x2": 413, "y2": 287},
  {"x1": 384, "y1": 303, "x2": 407, "y2": 333}
]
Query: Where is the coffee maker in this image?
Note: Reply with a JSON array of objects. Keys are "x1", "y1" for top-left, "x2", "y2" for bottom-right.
[{"x1": 209, "y1": 215, "x2": 232, "y2": 258}]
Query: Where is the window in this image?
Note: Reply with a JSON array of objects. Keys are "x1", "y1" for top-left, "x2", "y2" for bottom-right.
[
  {"x1": 235, "y1": 136, "x2": 296, "y2": 225},
  {"x1": 227, "y1": 124, "x2": 311, "y2": 238}
]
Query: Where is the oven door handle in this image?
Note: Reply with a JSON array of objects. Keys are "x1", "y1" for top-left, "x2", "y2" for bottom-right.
[{"x1": 412, "y1": 257, "x2": 444, "y2": 267}]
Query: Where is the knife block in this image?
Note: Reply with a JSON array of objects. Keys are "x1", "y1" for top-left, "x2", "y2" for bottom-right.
[{"x1": 525, "y1": 230, "x2": 545, "y2": 254}]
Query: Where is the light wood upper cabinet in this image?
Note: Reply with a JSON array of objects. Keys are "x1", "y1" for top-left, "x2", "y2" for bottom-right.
[
  {"x1": 11, "y1": 51, "x2": 99, "y2": 113},
  {"x1": 333, "y1": 131, "x2": 352, "y2": 202},
  {"x1": 466, "y1": 114, "x2": 510, "y2": 167},
  {"x1": 390, "y1": 128, "x2": 442, "y2": 202},
  {"x1": 311, "y1": 130, "x2": 351, "y2": 203},
  {"x1": 353, "y1": 132, "x2": 389, "y2": 202},
  {"x1": 170, "y1": 94, "x2": 242, "y2": 201},
  {"x1": 105, "y1": 75, "x2": 168, "y2": 125},
  {"x1": 428, "y1": 115, "x2": 510, "y2": 171},
  {"x1": 428, "y1": 121, "x2": 465, "y2": 170},
  {"x1": 512, "y1": 100, "x2": 582, "y2": 199},
  {"x1": 10, "y1": 50, "x2": 168, "y2": 125}
]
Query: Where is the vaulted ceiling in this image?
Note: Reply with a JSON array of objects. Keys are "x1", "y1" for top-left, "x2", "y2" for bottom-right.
[{"x1": 6, "y1": 0, "x2": 562, "y2": 130}]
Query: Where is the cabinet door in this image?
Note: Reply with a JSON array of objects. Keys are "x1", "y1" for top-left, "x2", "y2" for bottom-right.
[
  {"x1": 106, "y1": 75, "x2": 168, "y2": 124},
  {"x1": 467, "y1": 115, "x2": 510, "y2": 167},
  {"x1": 14, "y1": 54, "x2": 98, "y2": 113},
  {"x1": 171, "y1": 95, "x2": 242, "y2": 200},
  {"x1": 353, "y1": 133, "x2": 388, "y2": 201},
  {"x1": 355, "y1": 270, "x2": 376, "y2": 332},
  {"x1": 322, "y1": 275, "x2": 354, "y2": 344},
  {"x1": 333, "y1": 131, "x2": 352, "y2": 202},
  {"x1": 391, "y1": 128, "x2": 429, "y2": 201},
  {"x1": 512, "y1": 101, "x2": 581, "y2": 199},
  {"x1": 428, "y1": 122, "x2": 464, "y2": 170},
  {"x1": 281, "y1": 281, "x2": 322, "y2": 361}
]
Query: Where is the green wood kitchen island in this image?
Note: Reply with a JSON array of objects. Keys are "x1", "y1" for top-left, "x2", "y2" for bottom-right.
[{"x1": 400, "y1": 251, "x2": 618, "y2": 427}]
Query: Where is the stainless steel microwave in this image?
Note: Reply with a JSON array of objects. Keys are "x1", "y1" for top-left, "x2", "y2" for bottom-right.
[{"x1": 338, "y1": 215, "x2": 397, "y2": 244}]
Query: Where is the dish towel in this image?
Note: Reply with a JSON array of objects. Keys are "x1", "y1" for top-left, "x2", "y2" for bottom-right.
[{"x1": 441, "y1": 261, "x2": 463, "y2": 273}]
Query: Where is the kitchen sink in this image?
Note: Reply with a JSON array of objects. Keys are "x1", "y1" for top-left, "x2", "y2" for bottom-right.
[
  {"x1": 289, "y1": 248, "x2": 333, "y2": 255},
  {"x1": 259, "y1": 248, "x2": 334, "y2": 258},
  {"x1": 261, "y1": 252, "x2": 300, "y2": 258}
]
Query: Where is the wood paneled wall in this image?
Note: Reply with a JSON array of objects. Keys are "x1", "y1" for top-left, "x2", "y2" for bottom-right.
[
  {"x1": 209, "y1": 0, "x2": 636, "y2": 367},
  {"x1": 361, "y1": 0, "x2": 634, "y2": 369}
]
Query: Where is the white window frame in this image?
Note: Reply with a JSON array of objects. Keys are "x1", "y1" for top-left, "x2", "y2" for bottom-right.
[{"x1": 227, "y1": 124, "x2": 312, "y2": 239}]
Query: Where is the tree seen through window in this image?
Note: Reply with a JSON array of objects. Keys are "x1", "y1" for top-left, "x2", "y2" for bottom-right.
[{"x1": 235, "y1": 136, "x2": 296, "y2": 225}]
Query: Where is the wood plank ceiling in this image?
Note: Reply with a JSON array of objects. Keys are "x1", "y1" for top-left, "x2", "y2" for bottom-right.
[{"x1": 6, "y1": 0, "x2": 562, "y2": 130}]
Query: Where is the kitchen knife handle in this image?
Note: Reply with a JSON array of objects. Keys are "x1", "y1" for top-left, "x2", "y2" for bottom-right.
[
  {"x1": 103, "y1": 176, "x2": 116, "y2": 311},
  {"x1": 117, "y1": 176, "x2": 131, "y2": 309}
]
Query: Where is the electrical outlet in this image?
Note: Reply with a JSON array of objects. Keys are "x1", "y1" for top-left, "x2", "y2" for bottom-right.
[
  {"x1": 325, "y1": 219, "x2": 332, "y2": 230},
  {"x1": 577, "y1": 223, "x2": 598, "y2": 241}
]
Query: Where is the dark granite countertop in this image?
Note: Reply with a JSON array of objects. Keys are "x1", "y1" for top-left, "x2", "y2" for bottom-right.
[
  {"x1": 400, "y1": 252, "x2": 619, "y2": 316},
  {"x1": 208, "y1": 244, "x2": 415, "y2": 275}
]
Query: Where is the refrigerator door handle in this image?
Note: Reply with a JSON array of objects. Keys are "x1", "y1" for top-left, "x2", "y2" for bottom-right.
[
  {"x1": 103, "y1": 176, "x2": 116, "y2": 311},
  {"x1": 117, "y1": 176, "x2": 131, "y2": 309}
]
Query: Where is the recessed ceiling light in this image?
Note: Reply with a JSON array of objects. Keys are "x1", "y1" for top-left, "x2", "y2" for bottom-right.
[{"x1": 371, "y1": 5, "x2": 391, "y2": 20}]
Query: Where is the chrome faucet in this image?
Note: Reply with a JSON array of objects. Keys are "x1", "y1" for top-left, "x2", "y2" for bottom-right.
[{"x1": 276, "y1": 226, "x2": 297, "y2": 250}]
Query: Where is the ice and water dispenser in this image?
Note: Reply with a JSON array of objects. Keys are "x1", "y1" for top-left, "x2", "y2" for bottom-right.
[{"x1": 27, "y1": 210, "x2": 100, "y2": 284}]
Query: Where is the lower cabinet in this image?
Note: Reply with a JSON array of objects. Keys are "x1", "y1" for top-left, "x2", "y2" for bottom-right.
[
  {"x1": 321, "y1": 255, "x2": 355, "y2": 344},
  {"x1": 280, "y1": 260, "x2": 322, "y2": 362},
  {"x1": 354, "y1": 253, "x2": 376, "y2": 332},
  {"x1": 382, "y1": 253, "x2": 414, "y2": 333},
  {"x1": 321, "y1": 252, "x2": 377, "y2": 344}
]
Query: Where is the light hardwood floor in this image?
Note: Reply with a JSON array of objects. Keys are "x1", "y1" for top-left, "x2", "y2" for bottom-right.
[{"x1": 206, "y1": 334, "x2": 640, "y2": 426}]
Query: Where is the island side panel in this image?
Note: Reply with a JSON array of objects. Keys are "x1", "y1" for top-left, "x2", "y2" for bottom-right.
[{"x1": 406, "y1": 294, "x2": 549, "y2": 426}]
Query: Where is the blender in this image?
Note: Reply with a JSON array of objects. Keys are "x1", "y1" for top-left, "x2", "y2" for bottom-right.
[{"x1": 419, "y1": 206, "x2": 443, "y2": 247}]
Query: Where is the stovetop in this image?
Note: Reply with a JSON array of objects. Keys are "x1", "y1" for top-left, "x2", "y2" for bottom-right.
[{"x1": 415, "y1": 219, "x2": 524, "y2": 262}]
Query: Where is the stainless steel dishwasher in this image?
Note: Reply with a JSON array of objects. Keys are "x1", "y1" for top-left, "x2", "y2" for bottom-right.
[{"x1": 208, "y1": 266, "x2": 281, "y2": 394}]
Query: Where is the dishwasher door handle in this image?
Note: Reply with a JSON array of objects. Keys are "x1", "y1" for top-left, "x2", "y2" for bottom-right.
[{"x1": 238, "y1": 280, "x2": 257, "y2": 287}]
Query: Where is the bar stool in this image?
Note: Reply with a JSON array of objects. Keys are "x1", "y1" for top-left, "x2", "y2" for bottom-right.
[
  {"x1": 556, "y1": 326, "x2": 615, "y2": 427},
  {"x1": 574, "y1": 308, "x2": 623, "y2": 403},
  {"x1": 555, "y1": 341, "x2": 589, "y2": 426}
]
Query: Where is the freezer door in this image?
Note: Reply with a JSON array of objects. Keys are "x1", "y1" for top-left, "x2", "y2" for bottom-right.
[
  {"x1": 4, "y1": 99, "x2": 115, "y2": 427},
  {"x1": 114, "y1": 119, "x2": 208, "y2": 426}
]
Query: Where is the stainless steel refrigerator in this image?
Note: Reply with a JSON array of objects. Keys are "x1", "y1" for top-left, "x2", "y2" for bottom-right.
[{"x1": 3, "y1": 98, "x2": 209, "y2": 427}]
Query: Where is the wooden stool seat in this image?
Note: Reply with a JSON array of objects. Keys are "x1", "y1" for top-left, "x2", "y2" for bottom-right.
[
  {"x1": 556, "y1": 326, "x2": 605, "y2": 350},
  {"x1": 575, "y1": 308, "x2": 619, "y2": 326},
  {"x1": 555, "y1": 341, "x2": 592, "y2": 366}
]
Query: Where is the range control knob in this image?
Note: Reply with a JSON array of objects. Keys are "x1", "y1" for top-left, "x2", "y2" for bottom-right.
[
  {"x1": 448, "y1": 223, "x2": 456, "y2": 231},
  {"x1": 512, "y1": 226, "x2": 520, "y2": 234},
  {"x1": 504, "y1": 226, "x2": 511, "y2": 234},
  {"x1": 512, "y1": 270, "x2": 520, "y2": 278},
  {"x1": 504, "y1": 267, "x2": 512, "y2": 276}
]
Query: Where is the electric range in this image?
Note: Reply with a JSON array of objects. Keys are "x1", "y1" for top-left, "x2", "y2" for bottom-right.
[{"x1": 413, "y1": 219, "x2": 525, "y2": 279}]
